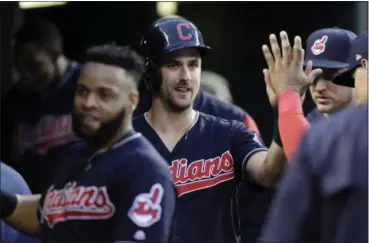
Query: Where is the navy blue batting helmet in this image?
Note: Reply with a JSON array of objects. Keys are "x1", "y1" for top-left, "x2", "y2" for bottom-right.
[{"x1": 141, "y1": 16, "x2": 211, "y2": 91}]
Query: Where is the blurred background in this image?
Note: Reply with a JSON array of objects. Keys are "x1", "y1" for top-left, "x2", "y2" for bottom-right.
[{"x1": 1, "y1": 1, "x2": 368, "y2": 145}]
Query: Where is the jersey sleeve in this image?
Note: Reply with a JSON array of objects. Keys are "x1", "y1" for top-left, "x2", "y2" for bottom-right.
[
  {"x1": 114, "y1": 172, "x2": 176, "y2": 242},
  {"x1": 230, "y1": 121, "x2": 268, "y2": 180},
  {"x1": 259, "y1": 134, "x2": 318, "y2": 242},
  {"x1": 243, "y1": 114, "x2": 261, "y2": 137}
]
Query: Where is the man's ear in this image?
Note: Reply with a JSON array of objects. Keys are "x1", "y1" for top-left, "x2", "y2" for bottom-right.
[{"x1": 361, "y1": 59, "x2": 367, "y2": 70}]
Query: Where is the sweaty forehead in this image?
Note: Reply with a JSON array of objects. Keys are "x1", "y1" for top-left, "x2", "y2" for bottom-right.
[{"x1": 80, "y1": 62, "x2": 128, "y2": 88}]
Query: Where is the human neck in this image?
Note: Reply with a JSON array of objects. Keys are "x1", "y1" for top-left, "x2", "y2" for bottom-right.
[
  {"x1": 147, "y1": 98, "x2": 197, "y2": 135},
  {"x1": 324, "y1": 98, "x2": 357, "y2": 118}
]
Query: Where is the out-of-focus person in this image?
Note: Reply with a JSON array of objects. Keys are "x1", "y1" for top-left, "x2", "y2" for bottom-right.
[{"x1": 1, "y1": 17, "x2": 81, "y2": 193}]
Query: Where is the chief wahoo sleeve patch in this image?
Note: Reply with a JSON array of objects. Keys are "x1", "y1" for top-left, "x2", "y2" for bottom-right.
[{"x1": 128, "y1": 183, "x2": 164, "y2": 228}]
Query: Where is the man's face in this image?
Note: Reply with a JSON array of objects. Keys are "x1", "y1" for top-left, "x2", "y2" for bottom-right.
[
  {"x1": 353, "y1": 60, "x2": 368, "y2": 103},
  {"x1": 159, "y1": 48, "x2": 201, "y2": 112},
  {"x1": 14, "y1": 43, "x2": 56, "y2": 92},
  {"x1": 73, "y1": 62, "x2": 138, "y2": 144},
  {"x1": 309, "y1": 68, "x2": 355, "y2": 114}
]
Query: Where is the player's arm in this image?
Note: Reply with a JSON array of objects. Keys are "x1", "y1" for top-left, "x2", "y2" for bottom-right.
[
  {"x1": 277, "y1": 89, "x2": 310, "y2": 161},
  {"x1": 231, "y1": 121, "x2": 287, "y2": 188},
  {"x1": 259, "y1": 134, "x2": 317, "y2": 242},
  {"x1": 0, "y1": 192, "x2": 42, "y2": 236},
  {"x1": 246, "y1": 141, "x2": 287, "y2": 187},
  {"x1": 261, "y1": 32, "x2": 321, "y2": 162},
  {"x1": 114, "y1": 171, "x2": 176, "y2": 243}
]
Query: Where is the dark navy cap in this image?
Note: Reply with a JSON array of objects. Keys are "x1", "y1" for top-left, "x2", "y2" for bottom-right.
[
  {"x1": 333, "y1": 31, "x2": 368, "y2": 87},
  {"x1": 141, "y1": 16, "x2": 211, "y2": 59},
  {"x1": 304, "y1": 28, "x2": 357, "y2": 68}
]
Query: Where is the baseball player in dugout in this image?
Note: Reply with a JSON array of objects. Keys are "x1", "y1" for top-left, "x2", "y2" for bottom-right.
[
  {"x1": 262, "y1": 27, "x2": 358, "y2": 160},
  {"x1": 303, "y1": 28, "x2": 357, "y2": 123},
  {"x1": 134, "y1": 19, "x2": 261, "y2": 138},
  {"x1": 0, "y1": 44, "x2": 176, "y2": 243},
  {"x1": 133, "y1": 16, "x2": 287, "y2": 242},
  {"x1": 260, "y1": 31, "x2": 368, "y2": 243}
]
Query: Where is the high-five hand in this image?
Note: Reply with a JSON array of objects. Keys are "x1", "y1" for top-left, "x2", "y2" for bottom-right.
[
  {"x1": 263, "y1": 68, "x2": 307, "y2": 107},
  {"x1": 262, "y1": 31, "x2": 322, "y2": 96}
]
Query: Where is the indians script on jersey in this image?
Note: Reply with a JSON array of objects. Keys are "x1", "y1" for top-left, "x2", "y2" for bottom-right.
[
  {"x1": 169, "y1": 150, "x2": 234, "y2": 197},
  {"x1": 14, "y1": 114, "x2": 76, "y2": 155},
  {"x1": 42, "y1": 182, "x2": 116, "y2": 228}
]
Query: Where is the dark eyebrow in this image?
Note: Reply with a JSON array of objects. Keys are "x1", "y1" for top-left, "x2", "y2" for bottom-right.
[
  {"x1": 78, "y1": 78, "x2": 120, "y2": 94},
  {"x1": 188, "y1": 58, "x2": 199, "y2": 64}
]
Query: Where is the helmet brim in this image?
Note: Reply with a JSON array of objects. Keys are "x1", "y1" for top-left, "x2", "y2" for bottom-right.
[{"x1": 165, "y1": 43, "x2": 211, "y2": 56}]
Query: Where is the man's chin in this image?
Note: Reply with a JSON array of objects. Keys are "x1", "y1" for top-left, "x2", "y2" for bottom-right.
[
  {"x1": 165, "y1": 96, "x2": 191, "y2": 111},
  {"x1": 316, "y1": 103, "x2": 335, "y2": 114},
  {"x1": 172, "y1": 101, "x2": 192, "y2": 111}
]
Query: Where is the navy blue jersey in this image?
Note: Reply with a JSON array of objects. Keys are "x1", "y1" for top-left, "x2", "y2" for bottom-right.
[
  {"x1": 37, "y1": 131, "x2": 176, "y2": 242},
  {"x1": 307, "y1": 106, "x2": 347, "y2": 124},
  {"x1": 133, "y1": 112, "x2": 267, "y2": 242},
  {"x1": 306, "y1": 107, "x2": 325, "y2": 123},
  {"x1": 1, "y1": 61, "x2": 81, "y2": 193},
  {"x1": 194, "y1": 91, "x2": 247, "y2": 122},
  {"x1": 135, "y1": 90, "x2": 268, "y2": 242},
  {"x1": 260, "y1": 104, "x2": 368, "y2": 243},
  {"x1": 236, "y1": 182, "x2": 274, "y2": 243}
]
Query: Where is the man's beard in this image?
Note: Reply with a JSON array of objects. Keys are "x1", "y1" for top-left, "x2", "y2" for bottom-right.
[
  {"x1": 72, "y1": 108, "x2": 126, "y2": 147},
  {"x1": 161, "y1": 91, "x2": 192, "y2": 113}
]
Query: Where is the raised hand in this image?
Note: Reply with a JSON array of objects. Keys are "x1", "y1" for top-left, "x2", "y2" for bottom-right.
[{"x1": 262, "y1": 31, "x2": 322, "y2": 96}]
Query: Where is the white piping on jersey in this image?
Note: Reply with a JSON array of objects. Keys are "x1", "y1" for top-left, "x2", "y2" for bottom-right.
[
  {"x1": 241, "y1": 148, "x2": 268, "y2": 180},
  {"x1": 143, "y1": 111, "x2": 200, "y2": 140},
  {"x1": 185, "y1": 111, "x2": 199, "y2": 139},
  {"x1": 86, "y1": 132, "x2": 142, "y2": 164}
]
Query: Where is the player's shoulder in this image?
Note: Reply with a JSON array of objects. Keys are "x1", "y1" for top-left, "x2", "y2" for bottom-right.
[
  {"x1": 195, "y1": 91, "x2": 247, "y2": 121},
  {"x1": 307, "y1": 104, "x2": 367, "y2": 142},
  {"x1": 112, "y1": 132, "x2": 172, "y2": 179},
  {"x1": 302, "y1": 104, "x2": 368, "y2": 169},
  {"x1": 198, "y1": 111, "x2": 233, "y2": 126},
  {"x1": 198, "y1": 111, "x2": 249, "y2": 132}
]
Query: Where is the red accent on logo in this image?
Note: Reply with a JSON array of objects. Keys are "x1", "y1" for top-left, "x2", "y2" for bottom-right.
[
  {"x1": 42, "y1": 182, "x2": 116, "y2": 228},
  {"x1": 169, "y1": 151, "x2": 234, "y2": 197},
  {"x1": 311, "y1": 35, "x2": 328, "y2": 55},
  {"x1": 176, "y1": 23, "x2": 193, "y2": 41},
  {"x1": 128, "y1": 183, "x2": 164, "y2": 228}
]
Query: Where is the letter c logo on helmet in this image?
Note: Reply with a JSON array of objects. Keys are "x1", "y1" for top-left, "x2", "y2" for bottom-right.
[
  {"x1": 176, "y1": 23, "x2": 192, "y2": 40},
  {"x1": 140, "y1": 16, "x2": 211, "y2": 92}
]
